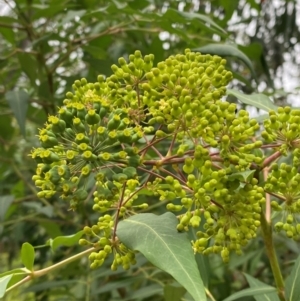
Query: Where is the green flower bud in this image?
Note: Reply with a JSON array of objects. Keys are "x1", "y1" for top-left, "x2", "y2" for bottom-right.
[{"x1": 85, "y1": 109, "x2": 100, "y2": 125}]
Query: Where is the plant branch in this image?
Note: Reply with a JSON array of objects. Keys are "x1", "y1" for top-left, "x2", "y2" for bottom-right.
[
  {"x1": 112, "y1": 182, "x2": 127, "y2": 241},
  {"x1": 0, "y1": 22, "x2": 26, "y2": 30},
  {"x1": 260, "y1": 213, "x2": 286, "y2": 301},
  {"x1": 263, "y1": 167, "x2": 271, "y2": 223},
  {"x1": 262, "y1": 150, "x2": 282, "y2": 169},
  {"x1": 205, "y1": 287, "x2": 217, "y2": 301},
  {"x1": 5, "y1": 247, "x2": 96, "y2": 294}
]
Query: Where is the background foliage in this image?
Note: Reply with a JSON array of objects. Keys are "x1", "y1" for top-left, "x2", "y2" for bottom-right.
[{"x1": 0, "y1": 0, "x2": 300, "y2": 300}]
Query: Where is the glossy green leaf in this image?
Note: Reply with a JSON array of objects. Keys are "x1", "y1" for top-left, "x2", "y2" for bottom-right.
[
  {"x1": 0, "y1": 275, "x2": 13, "y2": 298},
  {"x1": 222, "y1": 286, "x2": 277, "y2": 301},
  {"x1": 244, "y1": 273, "x2": 280, "y2": 301},
  {"x1": 0, "y1": 195, "x2": 14, "y2": 221},
  {"x1": 117, "y1": 212, "x2": 206, "y2": 301},
  {"x1": 164, "y1": 284, "x2": 186, "y2": 301},
  {"x1": 47, "y1": 231, "x2": 84, "y2": 251},
  {"x1": 285, "y1": 253, "x2": 300, "y2": 301},
  {"x1": 21, "y1": 242, "x2": 35, "y2": 271},
  {"x1": 227, "y1": 89, "x2": 278, "y2": 112},
  {"x1": 5, "y1": 90, "x2": 29, "y2": 137},
  {"x1": 194, "y1": 44, "x2": 255, "y2": 77}
]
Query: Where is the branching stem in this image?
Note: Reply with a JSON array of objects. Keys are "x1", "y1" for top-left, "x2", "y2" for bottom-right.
[
  {"x1": 262, "y1": 150, "x2": 282, "y2": 169},
  {"x1": 260, "y1": 213, "x2": 286, "y2": 301},
  {"x1": 112, "y1": 182, "x2": 127, "y2": 241},
  {"x1": 5, "y1": 248, "x2": 96, "y2": 295}
]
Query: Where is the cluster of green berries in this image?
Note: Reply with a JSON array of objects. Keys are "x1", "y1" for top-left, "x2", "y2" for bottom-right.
[
  {"x1": 159, "y1": 157, "x2": 264, "y2": 262},
  {"x1": 262, "y1": 108, "x2": 300, "y2": 239},
  {"x1": 31, "y1": 48, "x2": 300, "y2": 266},
  {"x1": 79, "y1": 215, "x2": 136, "y2": 270},
  {"x1": 31, "y1": 77, "x2": 143, "y2": 209},
  {"x1": 265, "y1": 155, "x2": 300, "y2": 239},
  {"x1": 262, "y1": 107, "x2": 300, "y2": 154}
]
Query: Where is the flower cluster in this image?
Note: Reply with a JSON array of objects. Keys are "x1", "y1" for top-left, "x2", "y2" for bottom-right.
[
  {"x1": 265, "y1": 149, "x2": 300, "y2": 239},
  {"x1": 262, "y1": 107, "x2": 300, "y2": 154},
  {"x1": 31, "y1": 48, "x2": 300, "y2": 266}
]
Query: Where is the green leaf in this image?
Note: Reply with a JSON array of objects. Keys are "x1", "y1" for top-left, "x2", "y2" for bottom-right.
[
  {"x1": 222, "y1": 286, "x2": 277, "y2": 301},
  {"x1": 93, "y1": 277, "x2": 141, "y2": 295},
  {"x1": 120, "y1": 284, "x2": 163, "y2": 301},
  {"x1": 18, "y1": 53, "x2": 38, "y2": 87},
  {"x1": 164, "y1": 284, "x2": 186, "y2": 301},
  {"x1": 5, "y1": 90, "x2": 29, "y2": 137},
  {"x1": 227, "y1": 170, "x2": 256, "y2": 182},
  {"x1": 39, "y1": 221, "x2": 62, "y2": 238},
  {"x1": 21, "y1": 242, "x2": 35, "y2": 271},
  {"x1": 0, "y1": 115, "x2": 14, "y2": 140},
  {"x1": 0, "y1": 269, "x2": 28, "y2": 297},
  {"x1": 255, "y1": 114, "x2": 270, "y2": 123},
  {"x1": 178, "y1": 11, "x2": 227, "y2": 35},
  {"x1": 0, "y1": 275, "x2": 13, "y2": 298},
  {"x1": 229, "y1": 250, "x2": 263, "y2": 270},
  {"x1": 226, "y1": 89, "x2": 278, "y2": 112},
  {"x1": 59, "y1": 9, "x2": 86, "y2": 25},
  {"x1": 0, "y1": 27, "x2": 15, "y2": 44},
  {"x1": 194, "y1": 44, "x2": 256, "y2": 78},
  {"x1": 0, "y1": 195, "x2": 14, "y2": 221},
  {"x1": 285, "y1": 253, "x2": 300, "y2": 301},
  {"x1": 219, "y1": 0, "x2": 239, "y2": 24},
  {"x1": 163, "y1": 9, "x2": 227, "y2": 37},
  {"x1": 24, "y1": 280, "x2": 79, "y2": 293},
  {"x1": 239, "y1": 42, "x2": 263, "y2": 61},
  {"x1": 117, "y1": 212, "x2": 206, "y2": 301},
  {"x1": 46, "y1": 231, "x2": 84, "y2": 251},
  {"x1": 244, "y1": 273, "x2": 280, "y2": 301},
  {"x1": 0, "y1": 268, "x2": 29, "y2": 279}
]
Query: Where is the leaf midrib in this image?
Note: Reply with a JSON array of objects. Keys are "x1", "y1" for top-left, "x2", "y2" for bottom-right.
[{"x1": 124, "y1": 219, "x2": 202, "y2": 299}]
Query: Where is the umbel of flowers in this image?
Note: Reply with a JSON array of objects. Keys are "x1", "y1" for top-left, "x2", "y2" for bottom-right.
[{"x1": 31, "y1": 49, "x2": 300, "y2": 268}]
